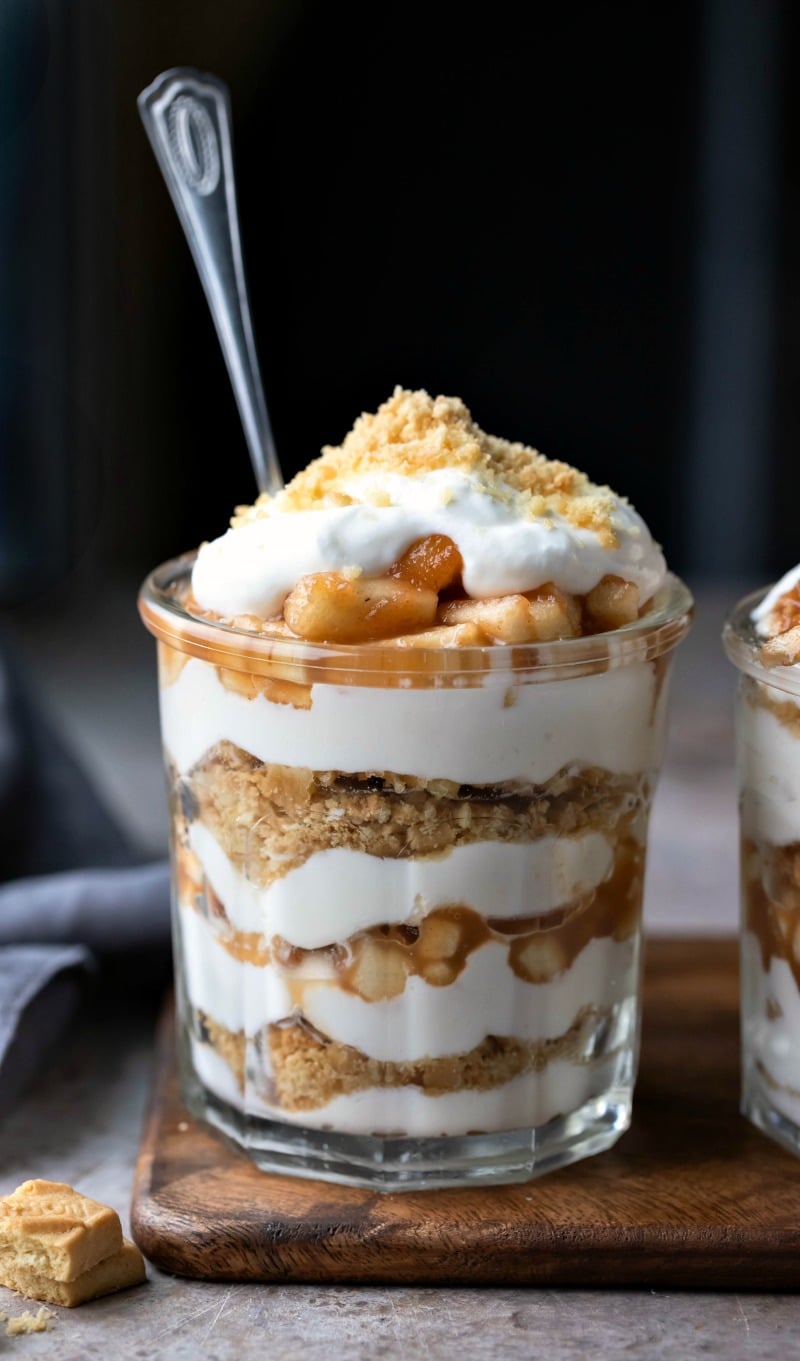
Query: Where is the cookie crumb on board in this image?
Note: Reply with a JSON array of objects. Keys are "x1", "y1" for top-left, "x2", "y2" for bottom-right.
[{"x1": 6, "y1": 1306, "x2": 53, "y2": 1335}]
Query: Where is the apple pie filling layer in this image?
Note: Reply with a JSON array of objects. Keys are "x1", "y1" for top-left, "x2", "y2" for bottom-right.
[
  {"x1": 175, "y1": 831, "x2": 642, "y2": 1005},
  {"x1": 741, "y1": 836, "x2": 800, "y2": 1118},
  {"x1": 177, "y1": 890, "x2": 638, "y2": 1056},
  {"x1": 742, "y1": 836, "x2": 800, "y2": 987},
  {"x1": 180, "y1": 742, "x2": 648, "y2": 889}
]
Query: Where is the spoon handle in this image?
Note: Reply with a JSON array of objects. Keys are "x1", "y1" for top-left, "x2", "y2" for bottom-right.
[{"x1": 138, "y1": 67, "x2": 282, "y2": 497}]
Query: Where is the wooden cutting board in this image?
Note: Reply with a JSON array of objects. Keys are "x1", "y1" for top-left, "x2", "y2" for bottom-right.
[{"x1": 130, "y1": 939, "x2": 800, "y2": 1288}]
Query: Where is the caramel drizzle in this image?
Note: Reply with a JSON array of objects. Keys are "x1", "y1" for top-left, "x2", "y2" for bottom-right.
[
  {"x1": 742, "y1": 835, "x2": 800, "y2": 989},
  {"x1": 158, "y1": 641, "x2": 190, "y2": 687},
  {"x1": 742, "y1": 675, "x2": 800, "y2": 737},
  {"x1": 177, "y1": 835, "x2": 643, "y2": 999}
]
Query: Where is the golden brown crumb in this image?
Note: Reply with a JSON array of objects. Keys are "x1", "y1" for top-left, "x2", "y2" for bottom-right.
[
  {"x1": 192, "y1": 741, "x2": 646, "y2": 888},
  {"x1": 210, "y1": 1009, "x2": 606, "y2": 1112},
  {"x1": 762, "y1": 587, "x2": 800, "y2": 639},
  {"x1": 198, "y1": 1013, "x2": 246, "y2": 1092},
  {"x1": 760, "y1": 623, "x2": 800, "y2": 668},
  {"x1": 757, "y1": 582, "x2": 800, "y2": 665},
  {"x1": 6, "y1": 1307, "x2": 53, "y2": 1335},
  {"x1": 232, "y1": 387, "x2": 621, "y2": 546}
]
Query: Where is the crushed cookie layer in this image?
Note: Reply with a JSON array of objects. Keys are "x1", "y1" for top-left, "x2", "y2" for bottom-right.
[
  {"x1": 196, "y1": 1011, "x2": 246, "y2": 1093},
  {"x1": 192, "y1": 1006, "x2": 612, "y2": 1113},
  {"x1": 186, "y1": 741, "x2": 647, "y2": 888}
]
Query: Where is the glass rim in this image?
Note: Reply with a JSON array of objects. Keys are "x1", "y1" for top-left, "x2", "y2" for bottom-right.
[
  {"x1": 139, "y1": 553, "x2": 694, "y2": 684},
  {"x1": 723, "y1": 584, "x2": 800, "y2": 697}
]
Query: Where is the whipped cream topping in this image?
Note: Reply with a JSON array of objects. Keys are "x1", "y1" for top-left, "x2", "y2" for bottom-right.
[
  {"x1": 191, "y1": 389, "x2": 666, "y2": 622},
  {"x1": 193, "y1": 467, "x2": 666, "y2": 620},
  {"x1": 752, "y1": 564, "x2": 800, "y2": 638}
]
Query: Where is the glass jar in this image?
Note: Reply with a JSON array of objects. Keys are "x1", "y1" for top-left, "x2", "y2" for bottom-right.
[
  {"x1": 140, "y1": 557, "x2": 692, "y2": 1189},
  {"x1": 724, "y1": 590, "x2": 800, "y2": 1157}
]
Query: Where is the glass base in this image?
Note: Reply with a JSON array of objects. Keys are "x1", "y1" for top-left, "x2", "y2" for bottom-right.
[
  {"x1": 181, "y1": 1064, "x2": 633, "y2": 1192},
  {"x1": 743, "y1": 1071, "x2": 800, "y2": 1160}
]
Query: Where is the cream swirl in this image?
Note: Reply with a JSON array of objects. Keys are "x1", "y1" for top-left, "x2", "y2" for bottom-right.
[{"x1": 193, "y1": 468, "x2": 665, "y2": 621}]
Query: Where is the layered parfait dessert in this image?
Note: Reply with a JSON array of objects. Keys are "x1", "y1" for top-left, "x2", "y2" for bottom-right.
[
  {"x1": 140, "y1": 388, "x2": 691, "y2": 1187},
  {"x1": 727, "y1": 566, "x2": 800, "y2": 1152}
]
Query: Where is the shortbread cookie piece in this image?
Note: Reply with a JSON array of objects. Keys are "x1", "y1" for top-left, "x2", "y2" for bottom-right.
[
  {"x1": 0, "y1": 1180, "x2": 122, "y2": 1282},
  {"x1": 2, "y1": 1239, "x2": 145, "y2": 1308}
]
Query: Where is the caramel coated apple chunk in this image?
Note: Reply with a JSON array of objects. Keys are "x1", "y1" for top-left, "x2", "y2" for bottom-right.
[
  {"x1": 349, "y1": 939, "x2": 411, "y2": 1001},
  {"x1": 766, "y1": 588, "x2": 800, "y2": 638},
  {"x1": 390, "y1": 534, "x2": 463, "y2": 593},
  {"x1": 376, "y1": 621, "x2": 489, "y2": 649},
  {"x1": 284, "y1": 572, "x2": 438, "y2": 643},
  {"x1": 511, "y1": 933, "x2": 569, "y2": 983},
  {"x1": 760, "y1": 624, "x2": 800, "y2": 668},
  {"x1": 439, "y1": 583, "x2": 580, "y2": 643},
  {"x1": 584, "y1": 575, "x2": 640, "y2": 632}
]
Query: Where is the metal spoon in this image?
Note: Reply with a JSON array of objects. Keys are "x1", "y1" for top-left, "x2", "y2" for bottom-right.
[{"x1": 138, "y1": 67, "x2": 282, "y2": 497}]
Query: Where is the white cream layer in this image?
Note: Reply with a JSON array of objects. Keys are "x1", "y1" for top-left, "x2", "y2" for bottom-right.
[
  {"x1": 180, "y1": 905, "x2": 292, "y2": 1036},
  {"x1": 741, "y1": 932, "x2": 800, "y2": 1123},
  {"x1": 738, "y1": 694, "x2": 800, "y2": 845},
  {"x1": 192, "y1": 468, "x2": 666, "y2": 621},
  {"x1": 190, "y1": 1035, "x2": 623, "y2": 1136},
  {"x1": 161, "y1": 656, "x2": 663, "y2": 785},
  {"x1": 179, "y1": 904, "x2": 636, "y2": 1062},
  {"x1": 188, "y1": 821, "x2": 616, "y2": 947}
]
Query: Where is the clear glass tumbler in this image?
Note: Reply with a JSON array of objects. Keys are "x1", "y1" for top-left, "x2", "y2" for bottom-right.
[
  {"x1": 725, "y1": 591, "x2": 800, "y2": 1156},
  {"x1": 140, "y1": 557, "x2": 691, "y2": 1189}
]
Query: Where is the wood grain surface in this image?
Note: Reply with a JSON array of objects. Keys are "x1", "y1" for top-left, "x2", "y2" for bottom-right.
[{"x1": 130, "y1": 939, "x2": 800, "y2": 1289}]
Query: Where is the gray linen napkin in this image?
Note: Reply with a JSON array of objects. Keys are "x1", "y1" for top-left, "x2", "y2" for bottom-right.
[{"x1": 0, "y1": 636, "x2": 170, "y2": 1107}]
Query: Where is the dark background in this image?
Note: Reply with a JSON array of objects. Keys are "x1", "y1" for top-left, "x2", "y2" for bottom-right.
[{"x1": 0, "y1": 0, "x2": 790, "y2": 603}]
